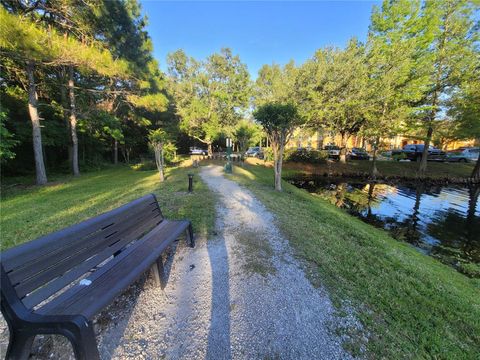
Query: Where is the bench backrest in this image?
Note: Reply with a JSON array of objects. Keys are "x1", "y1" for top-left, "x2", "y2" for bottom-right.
[{"x1": 1, "y1": 194, "x2": 163, "y2": 311}]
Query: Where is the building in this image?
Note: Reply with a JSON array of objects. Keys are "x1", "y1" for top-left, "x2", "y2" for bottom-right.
[{"x1": 287, "y1": 128, "x2": 477, "y2": 151}]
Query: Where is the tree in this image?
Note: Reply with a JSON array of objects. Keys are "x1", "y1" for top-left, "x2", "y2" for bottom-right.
[
  {"x1": 448, "y1": 77, "x2": 480, "y2": 180},
  {"x1": 364, "y1": 0, "x2": 428, "y2": 177},
  {"x1": 255, "y1": 61, "x2": 298, "y2": 106},
  {"x1": 296, "y1": 40, "x2": 369, "y2": 162},
  {"x1": 0, "y1": 111, "x2": 18, "y2": 162},
  {"x1": 254, "y1": 103, "x2": 302, "y2": 191},
  {"x1": 0, "y1": 6, "x2": 129, "y2": 183},
  {"x1": 233, "y1": 119, "x2": 263, "y2": 156},
  {"x1": 168, "y1": 48, "x2": 251, "y2": 155},
  {"x1": 417, "y1": 0, "x2": 478, "y2": 174},
  {"x1": 148, "y1": 129, "x2": 169, "y2": 182}
]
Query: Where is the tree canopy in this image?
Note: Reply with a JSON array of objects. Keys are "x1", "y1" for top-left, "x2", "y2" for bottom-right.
[{"x1": 1, "y1": 0, "x2": 479, "y2": 182}]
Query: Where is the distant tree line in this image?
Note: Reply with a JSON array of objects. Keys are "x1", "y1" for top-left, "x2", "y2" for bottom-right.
[
  {"x1": 251, "y1": 0, "x2": 479, "y2": 183},
  {"x1": 1, "y1": 0, "x2": 479, "y2": 187},
  {"x1": 1, "y1": 0, "x2": 168, "y2": 184}
]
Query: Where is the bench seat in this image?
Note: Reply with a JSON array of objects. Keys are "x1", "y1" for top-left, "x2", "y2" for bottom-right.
[
  {"x1": 36, "y1": 219, "x2": 191, "y2": 319},
  {"x1": 1, "y1": 194, "x2": 194, "y2": 360}
]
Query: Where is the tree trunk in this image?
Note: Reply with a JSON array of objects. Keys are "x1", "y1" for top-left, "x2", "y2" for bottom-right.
[
  {"x1": 122, "y1": 146, "x2": 130, "y2": 164},
  {"x1": 154, "y1": 145, "x2": 165, "y2": 182},
  {"x1": 68, "y1": 65, "x2": 80, "y2": 176},
  {"x1": 208, "y1": 142, "x2": 213, "y2": 156},
  {"x1": 114, "y1": 139, "x2": 118, "y2": 164},
  {"x1": 472, "y1": 156, "x2": 480, "y2": 181},
  {"x1": 339, "y1": 133, "x2": 347, "y2": 163},
  {"x1": 59, "y1": 72, "x2": 73, "y2": 165},
  {"x1": 418, "y1": 125, "x2": 433, "y2": 174},
  {"x1": 273, "y1": 142, "x2": 284, "y2": 191},
  {"x1": 371, "y1": 137, "x2": 379, "y2": 178},
  {"x1": 27, "y1": 61, "x2": 47, "y2": 185}
]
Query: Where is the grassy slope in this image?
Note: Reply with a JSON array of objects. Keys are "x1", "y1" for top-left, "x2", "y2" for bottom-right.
[
  {"x1": 229, "y1": 164, "x2": 480, "y2": 359},
  {"x1": 1, "y1": 165, "x2": 216, "y2": 250}
]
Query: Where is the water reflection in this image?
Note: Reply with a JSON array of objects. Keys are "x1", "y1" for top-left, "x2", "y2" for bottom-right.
[{"x1": 288, "y1": 177, "x2": 480, "y2": 277}]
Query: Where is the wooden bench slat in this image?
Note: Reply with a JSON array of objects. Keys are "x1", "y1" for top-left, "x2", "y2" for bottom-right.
[
  {"x1": 2, "y1": 195, "x2": 160, "y2": 272},
  {"x1": 52, "y1": 221, "x2": 189, "y2": 319},
  {"x1": 36, "y1": 220, "x2": 189, "y2": 318},
  {"x1": 11, "y1": 206, "x2": 161, "y2": 293},
  {"x1": 19, "y1": 215, "x2": 163, "y2": 309},
  {"x1": 6, "y1": 200, "x2": 159, "y2": 277}
]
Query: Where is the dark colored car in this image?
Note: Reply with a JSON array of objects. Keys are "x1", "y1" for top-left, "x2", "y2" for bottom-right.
[
  {"x1": 392, "y1": 144, "x2": 446, "y2": 162},
  {"x1": 347, "y1": 147, "x2": 369, "y2": 160}
]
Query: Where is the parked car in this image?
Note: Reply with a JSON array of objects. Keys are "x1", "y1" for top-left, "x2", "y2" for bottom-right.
[
  {"x1": 323, "y1": 145, "x2": 341, "y2": 160},
  {"x1": 189, "y1": 147, "x2": 208, "y2": 155},
  {"x1": 245, "y1": 146, "x2": 264, "y2": 158},
  {"x1": 391, "y1": 144, "x2": 446, "y2": 162},
  {"x1": 446, "y1": 147, "x2": 479, "y2": 163},
  {"x1": 347, "y1": 147, "x2": 369, "y2": 160}
]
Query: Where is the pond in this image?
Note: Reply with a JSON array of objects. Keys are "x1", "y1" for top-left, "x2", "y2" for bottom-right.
[{"x1": 287, "y1": 176, "x2": 480, "y2": 277}]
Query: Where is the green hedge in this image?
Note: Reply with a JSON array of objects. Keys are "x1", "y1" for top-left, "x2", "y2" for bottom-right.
[{"x1": 284, "y1": 148, "x2": 328, "y2": 164}]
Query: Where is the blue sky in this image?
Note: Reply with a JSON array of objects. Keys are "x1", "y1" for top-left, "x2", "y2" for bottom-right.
[{"x1": 141, "y1": 1, "x2": 380, "y2": 78}]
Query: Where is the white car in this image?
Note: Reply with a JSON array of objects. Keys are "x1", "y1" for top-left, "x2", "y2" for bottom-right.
[
  {"x1": 189, "y1": 147, "x2": 208, "y2": 155},
  {"x1": 446, "y1": 147, "x2": 479, "y2": 163},
  {"x1": 245, "y1": 147, "x2": 264, "y2": 158},
  {"x1": 323, "y1": 145, "x2": 341, "y2": 160}
]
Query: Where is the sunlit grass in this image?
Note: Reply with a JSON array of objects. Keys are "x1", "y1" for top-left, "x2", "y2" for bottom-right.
[
  {"x1": 0, "y1": 166, "x2": 216, "y2": 250},
  {"x1": 229, "y1": 164, "x2": 480, "y2": 359}
]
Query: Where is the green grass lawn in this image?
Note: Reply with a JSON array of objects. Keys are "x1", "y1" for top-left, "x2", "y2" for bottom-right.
[
  {"x1": 0, "y1": 165, "x2": 216, "y2": 250},
  {"x1": 279, "y1": 159, "x2": 476, "y2": 180},
  {"x1": 229, "y1": 164, "x2": 480, "y2": 359}
]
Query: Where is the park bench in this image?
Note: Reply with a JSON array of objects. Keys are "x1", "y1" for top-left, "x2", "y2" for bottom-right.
[{"x1": 0, "y1": 194, "x2": 193, "y2": 360}]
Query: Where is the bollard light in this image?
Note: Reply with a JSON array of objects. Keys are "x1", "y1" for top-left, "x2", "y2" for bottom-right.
[
  {"x1": 224, "y1": 138, "x2": 233, "y2": 173},
  {"x1": 188, "y1": 173, "x2": 194, "y2": 192}
]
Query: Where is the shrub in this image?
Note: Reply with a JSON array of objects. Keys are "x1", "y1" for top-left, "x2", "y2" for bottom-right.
[
  {"x1": 392, "y1": 152, "x2": 407, "y2": 161},
  {"x1": 163, "y1": 142, "x2": 177, "y2": 164},
  {"x1": 131, "y1": 160, "x2": 156, "y2": 171},
  {"x1": 284, "y1": 148, "x2": 327, "y2": 164},
  {"x1": 263, "y1": 147, "x2": 274, "y2": 161}
]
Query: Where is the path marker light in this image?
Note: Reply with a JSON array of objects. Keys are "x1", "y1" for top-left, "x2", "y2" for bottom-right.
[
  {"x1": 224, "y1": 137, "x2": 233, "y2": 173},
  {"x1": 188, "y1": 173, "x2": 194, "y2": 192}
]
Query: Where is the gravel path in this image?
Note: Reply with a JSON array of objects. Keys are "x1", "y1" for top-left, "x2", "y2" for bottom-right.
[{"x1": 0, "y1": 165, "x2": 354, "y2": 359}]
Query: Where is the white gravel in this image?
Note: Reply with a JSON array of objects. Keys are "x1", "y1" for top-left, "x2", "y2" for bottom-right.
[{"x1": 0, "y1": 164, "x2": 356, "y2": 359}]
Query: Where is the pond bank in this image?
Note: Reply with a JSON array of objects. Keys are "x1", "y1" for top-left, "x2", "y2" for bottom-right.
[
  {"x1": 229, "y1": 164, "x2": 480, "y2": 359},
  {"x1": 287, "y1": 176, "x2": 480, "y2": 278},
  {"x1": 270, "y1": 159, "x2": 478, "y2": 185}
]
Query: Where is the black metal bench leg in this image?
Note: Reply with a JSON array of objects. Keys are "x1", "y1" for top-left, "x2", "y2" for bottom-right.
[
  {"x1": 67, "y1": 321, "x2": 100, "y2": 360},
  {"x1": 5, "y1": 330, "x2": 34, "y2": 360},
  {"x1": 186, "y1": 224, "x2": 195, "y2": 248}
]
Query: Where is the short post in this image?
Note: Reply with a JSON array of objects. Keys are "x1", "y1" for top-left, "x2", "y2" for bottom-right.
[
  {"x1": 224, "y1": 137, "x2": 233, "y2": 174},
  {"x1": 188, "y1": 173, "x2": 194, "y2": 192}
]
